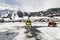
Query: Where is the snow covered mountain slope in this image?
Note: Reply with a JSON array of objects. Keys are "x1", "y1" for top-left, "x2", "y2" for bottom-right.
[
  {"x1": 0, "y1": 3, "x2": 25, "y2": 21},
  {"x1": 0, "y1": 9, "x2": 24, "y2": 21}
]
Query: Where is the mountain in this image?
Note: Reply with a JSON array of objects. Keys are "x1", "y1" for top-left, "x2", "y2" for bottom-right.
[
  {"x1": 29, "y1": 8, "x2": 60, "y2": 17},
  {"x1": 0, "y1": 8, "x2": 60, "y2": 22},
  {"x1": 45, "y1": 8, "x2": 60, "y2": 17},
  {"x1": 0, "y1": 9, "x2": 29, "y2": 22}
]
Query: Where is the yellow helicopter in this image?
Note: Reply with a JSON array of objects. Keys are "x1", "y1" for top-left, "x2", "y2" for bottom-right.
[
  {"x1": 25, "y1": 17, "x2": 32, "y2": 33},
  {"x1": 26, "y1": 18, "x2": 31, "y2": 27}
]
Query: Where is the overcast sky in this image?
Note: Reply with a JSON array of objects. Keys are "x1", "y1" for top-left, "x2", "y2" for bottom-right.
[{"x1": 0, "y1": 0, "x2": 60, "y2": 12}]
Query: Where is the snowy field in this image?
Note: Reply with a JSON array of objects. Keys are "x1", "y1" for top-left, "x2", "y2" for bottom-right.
[{"x1": 0, "y1": 22, "x2": 60, "y2": 40}]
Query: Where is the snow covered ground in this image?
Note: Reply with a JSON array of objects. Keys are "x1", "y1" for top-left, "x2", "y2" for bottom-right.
[
  {"x1": 37, "y1": 27, "x2": 60, "y2": 40},
  {"x1": 0, "y1": 22, "x2": 60, "y2": 40}
]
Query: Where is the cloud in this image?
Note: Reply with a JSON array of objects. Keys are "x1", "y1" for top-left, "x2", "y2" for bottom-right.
[
  {"x1": 21, "y1": 0, "x2": 45, "y2": 12},
  {"x1": 43, "y1": 0, "x2": 60, "y2": 10},
  {"x1": 0, "y1": 0, "x2": 60, "y2": 12},
  {"x1": 20, "y1": 0, "x2": 60, "y2": 12},
  {"x1": 0, "y1": 3, "x2": 20, "y2": 10}
]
